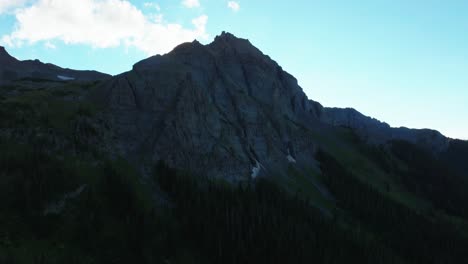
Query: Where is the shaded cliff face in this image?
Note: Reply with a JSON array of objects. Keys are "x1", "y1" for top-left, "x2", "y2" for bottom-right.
[
  {"x1": 92, "y1": 32, "x2": 455, "y2": 179},
  {"x1": 93, "y1": 32, "x2": 325, "y2": 180},
  {"x1": 0, "y1": 46, "x2": 110, "y2": 84}
]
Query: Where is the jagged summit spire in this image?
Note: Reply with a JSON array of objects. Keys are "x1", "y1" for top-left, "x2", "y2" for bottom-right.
[
  {"x1": 208, "y1": 31, "x2": 263, "y2": 57},
  {"x1": 212, "y1": 31, "x2": 248, "y2": 44},
  {"x1": 218, "y1": 31, "x2": 236, "y2": 39},
  {"x1": 134, "y1": 31, "x2": 263, "y2": 70}
]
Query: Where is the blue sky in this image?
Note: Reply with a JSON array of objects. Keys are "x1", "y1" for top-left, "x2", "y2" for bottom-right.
[{"x1": 0, "y1": 0, "x2": 467, "y2": 139}]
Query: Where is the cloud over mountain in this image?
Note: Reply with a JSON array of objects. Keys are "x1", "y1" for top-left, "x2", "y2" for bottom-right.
[
  {"x1": 1, "y1": 0, "x2": 208, "y2": 56},
  {"x1": 0, "y1": 0, "x2": 28, "y2": 14}
]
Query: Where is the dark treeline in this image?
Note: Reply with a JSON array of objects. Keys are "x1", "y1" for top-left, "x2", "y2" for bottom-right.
[
  {"x1": 347, "y1": 130, "x2": 468, "y2": 218},
  {"x1": 440, "y1": 139, "x2": 468, "y2": 176},
  {"x1": 0, "y1": 141, "x2": 166, "y2": 263},
  {"x1": 389, "y1": 140, "x2": 468, "y2": 218},
  {"x1": 0, "y1": 141, "x2": 396, "y2": 263},
  {"x1": 316, "y1": 149, "x2": 468, "y2": 264},
  {"x1": 153, "y1": 161, "x2": 401, "y2": 264},
  {"x1": 2, "y1": 140, "x2": 468, "y2": 263}
]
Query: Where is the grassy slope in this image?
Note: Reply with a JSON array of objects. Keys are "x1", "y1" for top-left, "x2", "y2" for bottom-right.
[
  {"x1": 281, "y1": 123, "x2": 468, "y2": 243},
  {"x1": 309, "y1": 126, "x2": 432, "y2": 211},
  {"x1": 0, "y1": 82, "x2": 99, "y2": 131}
]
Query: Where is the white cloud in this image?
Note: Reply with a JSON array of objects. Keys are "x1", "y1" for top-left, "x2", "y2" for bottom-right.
[
  {"x1": 44, "y1": 41, "x2": 56, "y2": 49},
  {"x1": 227, "y1": 1, "x2": 240, "y2": 12},
  {"x1": 182, "y1": 0, "x2": 200, "y2": 8},
  {"x1": 0, "y1": 0, "x2": 28, "y2": 14},
  {"x1": 2, "y1": 0, "x2": 208, "y2": 55},
  {"x1": 151, "y1": 13, "x2": 164, "y2": 23},
  {"x1": 144, "y1": 2, "x2": 160, "y2": 11},
  {"x1": 1, "y1": 35, "x2": 14, "y2": 46},
  {"x1": 132, "y1": 14, "x2": 208, "y2": 55}
]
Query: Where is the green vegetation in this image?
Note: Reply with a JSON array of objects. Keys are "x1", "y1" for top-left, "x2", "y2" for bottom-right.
[
  {"x1": 305, "y1": 126, "x2": 432, "y2": 213},
  {"x1": 388, "y1": 140, "x2": 468, "y2": 218},
  {"x1": 0, "y1": 86, "x2": 98, "y2": 132},
  {"x1": 2, "y1": 139, "x2": 468, "y2": 263},
  {"x1": 151, "y1": 161, "x2": 405, "y2": 264},
  {"x1": 441, "y1": 139, "x2": 468, "y2": 178},
  {"x1": 316, "y1": 149, "x2": 468, "y2": 264},
  {"x1": 274, "y1": 165, "x2": 335, "y2": 211},
  {"x1": 2, "y1": 81, "x2": 468, "y2": 263},
  {"x1": 0, "y1": 140, "x2": 158, "y2": 263}
]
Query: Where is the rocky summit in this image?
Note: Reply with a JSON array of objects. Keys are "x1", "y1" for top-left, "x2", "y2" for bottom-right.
[
  {"x1": 92, "y1": 32, "x2": 324, "y2": 180},
  {"x1": 91, "y1": 32, "x2": 453, "y2": 180}
]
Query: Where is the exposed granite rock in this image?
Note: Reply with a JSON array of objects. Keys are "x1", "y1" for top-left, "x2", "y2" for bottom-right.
[
  {"x1": 92, "y1": 32, "x2": 322, "y2": 180},
  {"x1": 91, "y1": 31, "x2": 453, "y2": 179}
]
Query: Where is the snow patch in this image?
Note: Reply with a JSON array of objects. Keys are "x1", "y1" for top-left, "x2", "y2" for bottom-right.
[
  {"x1": 287, "y1": 154, "x2": 296, "y2": 163},
  {"x1": 251, "y1": 160, "x2": 261, "y2": 179},
  {"x1": 43, "y1": 185, "x2": 87, "y2": 215},
  {"x1": 57, "y1": 75, "x2": 75, "y2": 81},
  {"x1": 286, "y1": 148, "x2": 296, "y2": 163}
]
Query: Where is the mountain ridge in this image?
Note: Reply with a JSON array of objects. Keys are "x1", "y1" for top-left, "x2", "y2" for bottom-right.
[
  {"x1": 319, "y1": 106, "x2": 450, "y2": 153},
  {"x1": 0, "y1": 45, "x2": 111, "y2": 85},
  {"x1": 87, "y1": 31, "x2": 461, "y2": 180},
  {"x1": 1, "y1": 34, "x2": 462, "y2": 177}
]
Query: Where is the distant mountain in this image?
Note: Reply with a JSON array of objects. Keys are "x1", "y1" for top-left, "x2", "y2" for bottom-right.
[
  {"x1": 319, "y1": 106, "x2": 450, "y2": 153},
  {"x1": 0, "y1": 46, "x2": 110, "y2": 85}
]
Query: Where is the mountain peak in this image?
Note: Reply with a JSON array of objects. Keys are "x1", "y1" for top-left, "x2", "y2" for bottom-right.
[
  {"x1": 0, "y1": 46, "x2": 11, "y2": 56},
  {"x1": 212, "y1": 31, "x2": 249, "y2": 45},
  {"x1": 0, "y1": 46, "x2": 18, "y2": 64},
  {"x1": 208, "y1": 31, "x2": 266, "y2": 58},
  {"x1": 217, "y1": 31, "x2": 237, "y2": 39}
]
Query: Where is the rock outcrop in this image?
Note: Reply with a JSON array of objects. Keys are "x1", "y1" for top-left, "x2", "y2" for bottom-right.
[
  {"x1": 91, "y1": 32, "x2": 452, "y2": 179},
  {"x1": 0, "y1": 32, "x2": 458, "y2": 180},
  {"x1": 93, "y1": 32, "x2": 324, "y2": 180}
]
